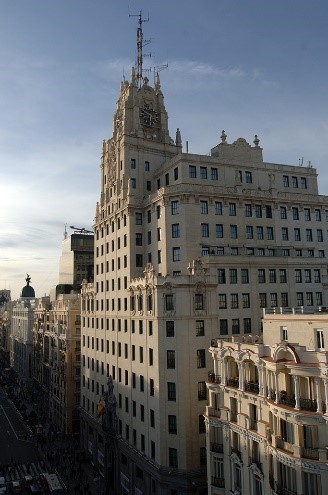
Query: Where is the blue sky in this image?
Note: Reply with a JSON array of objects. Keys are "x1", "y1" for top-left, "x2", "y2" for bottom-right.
[{"x1": 1, "y1": 0, "x2": 327, "y2": 299}]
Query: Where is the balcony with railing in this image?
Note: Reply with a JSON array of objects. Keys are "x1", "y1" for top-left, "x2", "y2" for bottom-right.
[
  {"x1": 301, "y1": 447, "x2": 319, "y2": 460},
  {"x1": 227, "y1": 377, "x2": 239, "y2": 388},
  {"x1": 211, "y1": 476, "x2": 225, "y2": 488},
  {"x1": 208, "y1": 372, "x2": 221, "y2": 384},
  {"x1": 278, "y1": 391, "x2": 296, "y2": 408},
  {"x1": 269, "y1": 477, "x2": 297, "y2": 495},
  {"x1": 245, "y1": 381, "x2": 259, "y2": 394},
  {"x1": 210, "y1": 443, "x2": 223, "y2": 453}
]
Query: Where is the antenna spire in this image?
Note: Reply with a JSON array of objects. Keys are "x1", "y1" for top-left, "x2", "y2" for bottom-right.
[{"x1": 130, "y1": 10, "x2": 149, "y2": 88}]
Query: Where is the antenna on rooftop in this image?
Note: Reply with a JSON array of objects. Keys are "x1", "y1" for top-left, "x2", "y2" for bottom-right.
[{"x1": 129, "y1": 10, "x2": 150, "y2": 88}]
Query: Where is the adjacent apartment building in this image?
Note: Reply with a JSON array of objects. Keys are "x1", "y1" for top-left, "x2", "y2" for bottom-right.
[
  {"x1": 205, "y1": 308, "x2": 328, "y2": 495},
  {"x1": 80, "y1": 20, "x2": 328, "y2": 495}
]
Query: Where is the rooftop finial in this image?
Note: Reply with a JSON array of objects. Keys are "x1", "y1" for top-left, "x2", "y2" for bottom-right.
[
  {"x1": 253, "y1": 134, "x2": 260, "y2": 147},
  {"x1": 220, "y1": 130, "x2": 227, "y2": 143}
]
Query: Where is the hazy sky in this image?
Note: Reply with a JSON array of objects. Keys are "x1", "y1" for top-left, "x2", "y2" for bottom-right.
[{"x1": 1, "y1": 0, "x2": 327, "y2": 299}]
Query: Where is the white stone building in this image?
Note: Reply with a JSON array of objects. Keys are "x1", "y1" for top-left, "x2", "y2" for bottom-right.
[
  {"x1": 205, "y1": 308, "x2": 328, "y2": 495},
  {"x1": 80, "y1": 20, "x2": 328, "y2": 495}
]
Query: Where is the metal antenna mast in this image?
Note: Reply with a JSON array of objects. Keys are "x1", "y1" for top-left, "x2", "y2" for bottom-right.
[{"x1": 130, "y1": 10, "x2": 150, "y2": 88}]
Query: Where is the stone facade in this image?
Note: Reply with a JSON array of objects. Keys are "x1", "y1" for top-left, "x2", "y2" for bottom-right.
[
  {"x1": 205, "y1": 308, "x2": 328, "y2": 495},
  {"x1": 80, "y1": 26, "x2": 328, "y2": 494}
]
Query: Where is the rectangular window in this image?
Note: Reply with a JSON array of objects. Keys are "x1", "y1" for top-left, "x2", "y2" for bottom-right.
[
  {"x1": 195, "y1": 293, "x2": 204, "y2": 310},
  {"x1": 306, "y1": 292, "x2": 313, "y2": 306},
  {"x1": 241, "y1": 269, "x2": 249, "y2": 284},
  {"x1": 232, "y1": 319, "x2": 240, "y2": 334},
  {"x1": 174, "y1": 167, "x2": 178, "y2": 180},
  {"x1": 220, "y1": 319, "x2": 228, "y2": 335},
  {"x1": 136, "y1": 233, "x2": 143, "y2": 246},
  {"x1": 165, "y1": 294, "x2": 174, "y2": 311},
  {"x1": 292, "y1": 176, "x2": 298, "y2": 188},
  {"x1": 200, "y1": 166, "x2": 207, "y2": 179},
  {"x1": 258, "y1": 269, "x2": 266, "y2": 283},
  {"x1": 266, "y1": 227, "x2": 274, "y2": 240},
  {"x1": 246, "y1": 225, "x2": 253, "y2": 239},
  {"x1": 201, "y1": 223, "x2": 209, "y2": 237},
  {"x1": 211, "y1": 167, "x2": 218, "y2": 180},
  {"x1": 245, "y1": 204, "x2": 252, "y2": 217},
  {"x1": 292, "y1": 207, "x2": 299, "y2": 220},
  {"x1": 245, "y1": 171, "x2": 252, "y2": 183},
  {"x1": 145, "y1": 160, "x2": 150, "y2": 171},
  {"x1": 218, "y1": 294, "x2": 227, "y2": 309},
  {"x1": 229, "y1": 269, "x2": 238, "y2": 284},
  {"x1": 200, "y1": 200, "x2": 208, "y2": 214},
  {"x1": 167, "y1": 350, "x2": 175, "y2": 369},
  {"x1": 171, "y1": 200, "x2": 179, "y2": 215},
  {"x1": 172, "y1": 247, "x2": 181, "y2": 261},
  {"x1": 196, "y1": 320, "x2": 205, "y2": 336},
  {"x1": 218, "y1": 269, "x2": 226, "y2": 284},
  {"x1": 172, "y1": 223, "x2": 180, "y2": 238},
  {"x1": 230, "y1": 225, "x2": 237, "y2": 239},
  {"x1": 316, "y1": 292, "x2": 322, "y2": 306},
  {"x1": 231, "y1": 293, "x2": 238, "y2": 309},
  {"x1": 168, "y1": 382, "x2": 176, "y2": 401},
  {"x1": 317, "y1": 329, "x2": 325, "y2": 349},
  {"x1": 216, "y1": 224, "x2": 223, "y2": 238},
  {"x1": 282, "y1": 227, "x2": 289, "y2": 241},
  {"x1": 280, "y1": 269, "x2": 287, "y2": 283},
  {"x1": 266, "y1": 205, "x2": 272, "y2": 218},
  {"x1": 242, "y1": 293, "x2": 250, "y2": 308},
  {"x1": 294, "y1": 228, "x2": 301, "y2": 241},
  {"x1": 305, "y1": 269, "x2": 311, "y2": 283},
  {"x1": 229, "y1": 203, "x2": 236, "y2": 216},
  {"x1": 135, "y1": 212, "x2": 143, "y2": 225},
  {"x1": 169, "y1": 448, "x2": 178, "y2": 468},
  {"x1": 301, "y1": 177, "x2": 307, "y2": 189},
  {"x1": 189, "y1": 165, "x2": 196, "y2": 178},
  {"x1": 168, "y1": 415, "x2": 177, "y2": 434},
  {"x1": 257, "y1": 226, "x2": 263, "y2": 240},
  {"x1": 270, "y1": 293, "x2": 278, "y2": 308},
  {"x1": 281, "y1": 292, "x2": 289, "y2": 307},
  {"x1": 283, "y1": 175, "x2": 289, "y2": 187},
  {"x1": 280, "y1": 207, "x2": 287, "y2": 219},
  {"x1": 215, "y1": 201, "x2": 223, "y2": 215},
  {"x1": 295, "y1": 269, "x2": 302, "y2": 283},
  {"x1": 255, "y1": 204, "x2": 262, "y2": 218},
  {"x1": 315, "y1": 208, "x2": 321, "y2": 221},
  {"x1": 197, "y1": 349, "x2": 206, "y2": 368},
  {"x1": 306, "y1": 229, "x2": 313, "y2": 242},
  {"x1": 259, "y1": 293, "x2": 267, "y2": 308},
  {"x1": 296, "y1": 292, "x2": 304, "y2": 306},
  {"x1": 198, "y1": 381, "x2": 207, "y2": 400},
  {"x1": 166, "y1": 321, "x2": 174, "y2": 337},
  {"x1": 305, "y1": 208, "x2": 311, "y2": 221},
  {"x1": 268, "y1": 269, "x2": 276, "y2": 283},
  {"x1": 243, "y1": 318, "x2": 251, "y2": 333},
  {"x1": 131, "y1": 158, "x2": 136, "y2": 169},
  {"x1": 317, "y1": 229, "x2": 323, "y2": 242},
  {"x1": 314, "y1": 269, "x2": 321, "y2": 283},
  {"x1": 136, "y1": 254, "x2": 143, "y2": 267}
]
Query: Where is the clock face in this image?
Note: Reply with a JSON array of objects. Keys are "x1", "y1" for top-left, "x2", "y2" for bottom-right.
[{"x1": 140, "y1": 104, "x2": 160, "y2": 128}]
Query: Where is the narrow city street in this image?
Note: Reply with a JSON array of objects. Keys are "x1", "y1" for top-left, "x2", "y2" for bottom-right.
[{"x1": 0, "y1": 384, "x2": 105, "y2": 494}]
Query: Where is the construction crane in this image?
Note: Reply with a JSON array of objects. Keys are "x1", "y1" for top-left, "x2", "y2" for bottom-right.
[{"x1": 70, "y1": 225, "x2": 93, "y2": 234}]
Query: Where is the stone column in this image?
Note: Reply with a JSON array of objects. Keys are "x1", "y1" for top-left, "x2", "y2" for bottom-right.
[
  {"x1": 324, "y1": 379, "x2": 328, "y2": 413},
  {"x1": 274, "y1": 372, "x2": 279, "y2": 404},
  {"x1": 267, "y1": 370, "x2": 271, "y2": 399},
  {"x1": 315, "y1": 377, "x2": 322, "y2": 413},
  {"x1": 238, "y1": 362, "x2": 245, "y2": 391},
  {"x1": 293, "y1": 375, "x2": 300, "y2": 410},
  {"x1": 222, "y1": 358, "x2": 226, "y2": 386}
]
